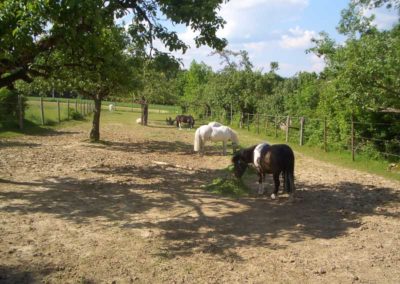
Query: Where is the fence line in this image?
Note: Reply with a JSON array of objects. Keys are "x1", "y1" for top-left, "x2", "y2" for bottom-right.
[
  {"x1": 0, "y1": 96, "x2": 181, "y2": 130},
  {"x1": 204, "y1": 109, "x2": 399, "y2": 162}
]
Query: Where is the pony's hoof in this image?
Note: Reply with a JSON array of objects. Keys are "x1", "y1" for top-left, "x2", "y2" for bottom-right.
[{"x1": 271, "y1": 194, "x2": 276, "y2": 199}]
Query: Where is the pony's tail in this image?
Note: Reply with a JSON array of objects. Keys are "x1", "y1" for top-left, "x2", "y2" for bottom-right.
[
  {"x1": 194, "y1": 128, "x2": 201, "y2": 152},
  {"x1": 284, "y1": 155, "x2": 295, "y2": 194},
  {"x1": 284, "y1": 170, "x2": 295, "y2": 194}
]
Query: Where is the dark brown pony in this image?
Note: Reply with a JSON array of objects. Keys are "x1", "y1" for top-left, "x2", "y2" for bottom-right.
[
  {"x1": 175, "y1": 115, "x2": 195, "y2": 129},
  {"x1": 232, "y1": 143, "x2": 295, "y2": 199}
]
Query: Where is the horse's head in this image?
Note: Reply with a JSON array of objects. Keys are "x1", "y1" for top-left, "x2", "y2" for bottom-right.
[{"x1": 232, "y1": 153, "x2": 248, "y2": 178}]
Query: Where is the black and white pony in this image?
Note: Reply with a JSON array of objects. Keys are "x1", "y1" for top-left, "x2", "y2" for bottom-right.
[
  {"x1": 232, "y1": 143, "x2": 295, "y2": 199},
  {"x1": 194, "y1": 125, "x2": 239, "y2": 155},
  {"x1": 176, "y1": 115, "x2": 195, "y2": 129}
]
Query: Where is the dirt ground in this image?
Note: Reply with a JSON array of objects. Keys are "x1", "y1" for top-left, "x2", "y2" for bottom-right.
[{"x1": 1, "y1": 117, "x2": 399, "y2": 284}]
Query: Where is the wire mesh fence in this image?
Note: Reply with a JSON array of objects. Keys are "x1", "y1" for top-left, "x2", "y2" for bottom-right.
[
  {"x1": 0, "y1": 96, "x2": 181, "y2": 130},
  {"x1": 203, "y1": 110, "x2": 400, "y2": 163}
]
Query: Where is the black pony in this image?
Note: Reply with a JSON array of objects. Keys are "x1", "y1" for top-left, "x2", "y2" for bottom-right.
[
  {"x1": 232, "y1": 143, "x2": 295, "y2": 199},
  {"x1": 175, "y1": 115, "x2": 195, "y2": 129}
]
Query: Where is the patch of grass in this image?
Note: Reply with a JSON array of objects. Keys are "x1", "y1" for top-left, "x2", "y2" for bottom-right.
[{"x1": 204, "y1": 166, "x2": 249, "y2": 198}]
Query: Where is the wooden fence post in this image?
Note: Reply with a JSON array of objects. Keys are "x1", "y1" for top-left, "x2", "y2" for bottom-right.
[
  {"x1": 247, "y1": 113, "x2": 250, "y2": 131},
  {"x1": 67, "y1": 99, "x2": 70, "y2": 120},
  {"x1": 256, "y1": 113, "x2": 260, "y2": 134},
  {"x1": 18, "y1": 95, "x2": 23, "y2": 129},
  {"x1": 75, "y1": 99, "x2": 78, "y2": 112},
  {"x1": 351, "y1": 114, "x2": 355, "y2": 161},
  {"x1": 274, "y1": 116, "x2": 278, "y2": 138},
  {"x1": 285, "y1": 116, "x2": 290, "y2": 143},
  {"x1": 324, "y1": 117, "x2": 327, "y2": 152},
  {"x1": 40, "y1": 97, "x2": 45, "y2": 125},
  {"x1": 299, "y1": 117, "x2": 304, "y2": 146},
  {"x1": 239, "y1": 112, "x2": 243, "y2": 128},
  {"x1": 57, "y1": 99, "x2": 60, "y2": 123}
]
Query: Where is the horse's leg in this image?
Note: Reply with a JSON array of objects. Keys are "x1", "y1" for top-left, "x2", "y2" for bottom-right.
[
  {"x1": 222, "y1": 141, "x2": 227, "y2": 155},
  {"x1": 257, "y1": 171, "x2": 265, "y2": 195},
  {"x1": 271, "y1": 173, "x2": 280, "y2": 199}
]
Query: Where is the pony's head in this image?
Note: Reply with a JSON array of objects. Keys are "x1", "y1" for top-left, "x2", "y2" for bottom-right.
[{"x1": 232, "y1": 152, "x2": 248, "y2": 178}]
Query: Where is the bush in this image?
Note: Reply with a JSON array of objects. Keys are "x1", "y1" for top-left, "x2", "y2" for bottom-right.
[
  {"x1": 0, "y1": 88, "x2": 27, "y2": 128},
  {"x1": 69, "y1": 108, "x2": 84, "y2": 120}
]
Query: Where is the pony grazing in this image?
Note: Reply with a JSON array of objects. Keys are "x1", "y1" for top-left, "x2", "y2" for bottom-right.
[
  {"x1": 232, "y1": 143, "x2": 295, "y2": 199},
  {"x1": 136, "y1": 117, "x2": 142, "y2": 124},
  {"x1": 166, "y1": 117, "x2": 174, "y2": 125},
  {"x1": 208, "y1": 121, "x2": 223, "y2": 127},
  {"x1": 194, "y1": 125, "x2": 239, "y2": 155},
  {"x1": 176, "y1": 115, "x2": 195, "y2": 129},
  {"x1": 108, "y1": 104, "x2": 115, "y2": 112}
]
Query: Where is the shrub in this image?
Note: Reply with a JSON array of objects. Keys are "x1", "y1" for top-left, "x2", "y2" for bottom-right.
[
  {"x1": 69, "y1": 109, "x2": 84, "y2": 120},
  {"x1": 0, "y1": 88, "x2": 27, "y2": 128}
]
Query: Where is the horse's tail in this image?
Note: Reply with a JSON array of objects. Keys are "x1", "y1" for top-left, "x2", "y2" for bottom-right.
[
  {"x1": 194, "y1": 128, "x2": 201, "y2": 152},
  {"x1": 284, "y1": 149, "x2": 295, "y2": 194}
]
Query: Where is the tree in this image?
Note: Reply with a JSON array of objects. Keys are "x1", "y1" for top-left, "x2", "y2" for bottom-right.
[{"x1": 1, "y1": 0, "x2": 228, "y2": 140}]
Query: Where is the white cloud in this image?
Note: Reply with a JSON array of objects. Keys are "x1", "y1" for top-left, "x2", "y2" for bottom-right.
[
  {"x1": 279, "y1": 26, "x2": 316, "y2": 49},
  {"x1": 308, "y1": 53, "x2": 325, "y2": 73},
  {"x1": 217, "y1": 0, "x2": 309, "y2": 40},
  {"x1": 362, "y1": 6, "x2": 398, "y2": 30}
]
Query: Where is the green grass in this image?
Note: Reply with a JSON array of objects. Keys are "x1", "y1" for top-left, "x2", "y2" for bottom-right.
[
  {"x1": 27, "y1": 96, "x2": 181, "y2": 114},
  {"x1": 1, "y1": 100, "x2": 399, "y2": 182},
  {"x1": 203, "y1": 165, "x2": 250, "y2": 198},
  {"x1": 204, "y1": 177, "x2": 249, "y2": 198}
]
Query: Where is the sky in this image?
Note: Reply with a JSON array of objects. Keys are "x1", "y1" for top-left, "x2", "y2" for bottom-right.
[
  {"x1": 131, "y1": 0, "x2": 399, "y2": 77},
  {"x1": 168, "y1": 0, "x2": 349, "y2": 77}
]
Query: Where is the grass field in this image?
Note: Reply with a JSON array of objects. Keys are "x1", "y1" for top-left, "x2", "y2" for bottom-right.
[{"x1": 1, "y1": 99, "x2": 399, "y2": 182}]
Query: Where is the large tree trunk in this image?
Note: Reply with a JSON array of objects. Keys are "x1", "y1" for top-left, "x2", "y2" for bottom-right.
[{"x1": 90, "y1": 95, "x2": 102, "y2": 142}]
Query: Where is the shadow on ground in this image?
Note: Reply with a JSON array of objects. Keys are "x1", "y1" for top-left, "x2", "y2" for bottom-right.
[{"x1": 1, "y1": 155, "x2": 398, "y2": 260}]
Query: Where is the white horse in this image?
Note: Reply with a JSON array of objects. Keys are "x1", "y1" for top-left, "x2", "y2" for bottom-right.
[
  {"x1": 136, "y1": 117, "x2": 142, "y2": 124},
  {"x1": 194, "y1": 125, "x2": 239, "y2": 155},
  {"x1": 208, "y1": 121, "x2": 223, "y2": 127},
  {"x1": 108, "y1": 104, "x2": 115, "y2": 112}
]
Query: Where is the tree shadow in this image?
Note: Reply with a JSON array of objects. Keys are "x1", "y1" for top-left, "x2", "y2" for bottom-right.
[
  {"x1": 0, "y1": 120, "x2": 81, "y2": 137},
  {"x1": 82, "y1": 139, "x2": 194, "y2": 155},
  {"x1": 0, "y1": 141, "x2": 41, "y2": 148},
  {"x1": 0, "y1": 264, "x2": 57, "y2": 284},
  {"x1": 81, "y1": 139, "x2": 237, "y2": 157},
  {"x1": 0, "y1": 163, "x2": 399, "y2": 260}
]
